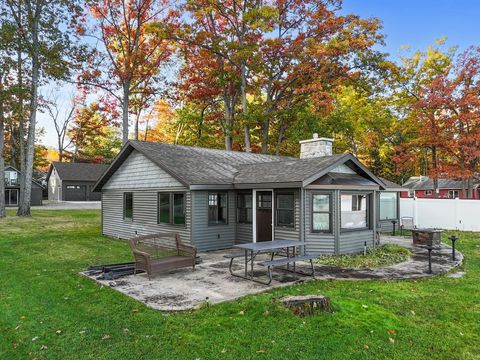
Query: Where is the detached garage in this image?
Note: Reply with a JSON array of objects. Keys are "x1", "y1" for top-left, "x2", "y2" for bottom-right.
[{"x1": 46, "y1": 162, "x2": 109, "y2": 202}]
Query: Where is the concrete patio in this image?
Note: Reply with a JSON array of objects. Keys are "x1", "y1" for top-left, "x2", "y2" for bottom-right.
[{"x1": 83, "y1": 236, "x2": 463, "y2": 311}]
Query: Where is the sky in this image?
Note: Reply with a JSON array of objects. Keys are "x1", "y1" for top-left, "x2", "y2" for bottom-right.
[{"x1": 37, "y1": 0, "x2": 480, "y2": 148}]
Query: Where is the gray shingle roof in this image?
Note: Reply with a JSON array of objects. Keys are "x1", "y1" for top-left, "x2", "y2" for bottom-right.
[
  {"x1": 94, "y1": 141, "x2": 386, "y2": 190},
  {"x1": 129, "y1": 141, "x2": 295, "y2": 185},
  {"x1": 52, "y1": 162, "x2": 109, "y2": 182},
  {"x1": 379, "y1": 177, "x2": 405, "y2": 191},
  {"x1": 403, "y1": 176, "x2": 478, "y2": 190},
  {"x1": 233, "y1": 155, "x2": 347, "y2": 184}
]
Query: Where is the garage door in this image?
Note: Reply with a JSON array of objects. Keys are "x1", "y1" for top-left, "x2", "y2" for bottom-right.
[{"x1": 65, "y1": 185, "x2": 87, "y2": 201}]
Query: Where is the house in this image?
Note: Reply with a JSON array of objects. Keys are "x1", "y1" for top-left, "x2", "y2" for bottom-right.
[
  {"x1": 93, "y1": 135, "x2": 403, "y2": 255},
  {"x1": 400, "y1": 176, "x2": 480, "y2": 199},
  {"x1": 46, "y1": 162, "x2": 109, "y2": 201},
  {"x1": 4, "y1": 165, "x2": 44, "y2": 206}
]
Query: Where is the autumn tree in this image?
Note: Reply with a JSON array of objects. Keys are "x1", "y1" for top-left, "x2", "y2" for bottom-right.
[
  {"x1": 392, "y1": 39, "x2": 455, "y2": 194},
  {"x1": 68, "y1": 101, "x2": 121, "y2": 163},
  {"x1": 82, "y1": 0, "x2": 176, "y2": 145},
  {"x1": 3, "y1": 0, "x2": 85, "y2": 216},
  {"x1": 256, "y1": 0, "x2": 385, "y2": 154},
  {"x1": 420, "y1": 47, "x2": 480, "y2": 197},
  {"x1": 176, "y1": 0, "x2": 276, "y2": 152}
]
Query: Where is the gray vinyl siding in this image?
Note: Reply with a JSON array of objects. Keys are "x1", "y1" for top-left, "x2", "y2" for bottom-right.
[
  {"x1": 235, "y1": 223, "x2": 252, "y2": 244},
  {"x1": 378, "y1": 219, "x2": 396, "y2": 233},
  {"x1": 338, "y1": 230, "x2": 374, "y2": 254},
  {"x1": 274, "y1": 190, "x2": 300, "y2": 241},
  {"x1": 103, "y1": 150, "x2": 183, "y2": 190},
  {"x1": 102, "y1": 190, "x2": 191, "y2": 244},
  {"x1": 191, "y1": 190, "x2": 236, "y2": 251},
  {"x1": 304, "y1": 189, "x2": 335, "y2": 255}
]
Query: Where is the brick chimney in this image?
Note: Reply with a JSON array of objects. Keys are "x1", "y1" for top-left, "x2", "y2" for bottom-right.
[{"x1": 299, "y1": 133, "x2": 334, "y2": 158}]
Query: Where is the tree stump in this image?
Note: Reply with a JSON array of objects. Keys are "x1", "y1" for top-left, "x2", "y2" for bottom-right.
[{"x1": 281, "y1": 295, "x2": 332, "y2": 316}]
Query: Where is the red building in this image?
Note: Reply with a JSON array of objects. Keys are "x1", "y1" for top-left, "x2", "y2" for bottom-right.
[{"x1": 400, "y1": 176, "x2": 480, "y2": 199}]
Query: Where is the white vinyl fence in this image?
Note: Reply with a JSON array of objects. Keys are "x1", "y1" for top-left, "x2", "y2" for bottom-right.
[{"x1": 400, "y1": 198, "x2": 480, "y2": 231}]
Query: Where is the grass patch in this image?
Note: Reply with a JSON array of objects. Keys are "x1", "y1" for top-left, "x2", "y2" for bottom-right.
[
  {"x1": 315, "y1": 244, "x2": 411, "y2": 269},
  {"x1": 0, "y1": 210, "x2": 478, "y2": 359}
]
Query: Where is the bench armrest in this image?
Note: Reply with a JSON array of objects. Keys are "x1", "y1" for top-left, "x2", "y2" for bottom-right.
[
  {"x1": 177, "y1": 242, "x2": 197, "y2": 257},
  {"x1": 132, "y1": 249, "x2": 151, "y2": 262}
]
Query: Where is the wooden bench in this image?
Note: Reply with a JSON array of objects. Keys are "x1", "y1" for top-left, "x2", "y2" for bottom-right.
[
  {"x1": 128, "y1": 233, "x2": 197, "y2": 280},
  {"x1": 258, "y1": 255, "x2": 317, "y2": 284}
]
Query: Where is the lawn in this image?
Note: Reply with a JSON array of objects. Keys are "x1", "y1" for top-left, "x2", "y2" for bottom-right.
[{"x1": 0, "y1": 210, "x2": 479, "y2": 359}]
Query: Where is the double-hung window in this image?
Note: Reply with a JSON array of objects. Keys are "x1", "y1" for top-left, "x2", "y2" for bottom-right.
[
  {"x1": 237, "y1": 193, "x2": 252, "y2": 224},
  {"x1": 208, "y1": 192, "x2": 227, "y2": 225},
  {"x1": 158, "y1": 192, "x2": 186, "y2": 225},
  {"x1": 123, "y1": 192, "x2": 133, "y2": 220},
  {"x1": 311, "y1": 193, "x2": 332, "y2": 232},
  {"x1": 276, "y1": 192, "x2": 295, "y2": 228}
]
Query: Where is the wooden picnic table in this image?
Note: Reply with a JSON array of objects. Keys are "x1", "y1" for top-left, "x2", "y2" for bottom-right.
[{"x1": 225, "y1": 240, "x2": 316, "y2": 285}]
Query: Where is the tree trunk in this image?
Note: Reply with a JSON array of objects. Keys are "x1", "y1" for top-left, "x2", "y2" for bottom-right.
[
  {"x1": 122, "y1": 82, "x2": 130, "y2": 145},
  {"x1": 240, "y1": 63, "x2": 251, "y2": 153},
  {"x1": 0, "y1": 72, "x2": 6, "y2": 218},
  {"x1": 223, "y1": 94, "x2": 233, "y2": 151},
  {"x1": 18, "y1": 14, "x2": 40, "y2": 217},
  {"x1": 261, "y1": 118, "x2": 269, "y2": 154},
  {"x1": 275, "y1": 120, "x2": 286, "y2": 156},
  {"x1": 17, "y1": 21, "x2": 26, "y2": 210},
  {"x1": 134, "y1": 109, "x2": 141, "y2": 141}
]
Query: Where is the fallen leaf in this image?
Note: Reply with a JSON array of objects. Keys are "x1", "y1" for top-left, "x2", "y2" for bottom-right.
[
  {"x1": 79, "y1": 330, "x2": 86, "y2": 335},
  {"x1": 411, "y1": 310, "x2": 415, "y2": 316},
  {"x1": 15, "y1": 325, "x2": 21, "y2": 330},
  {"x1": 32, "y1": 336, "x2": 39, "y2": 342},
  {"x1": 101, "y1": 335, "x2": 110, "y2": 340},
  {"x1": 12, "y1": 342, "x2": 17, "y2": 349},
  {"x1": 132, "y1": 308, "x2": 140, "y2": 313},
  {"x1": 55, "y1": 330, "x2": 62, "y2": 335},
  {"x1": 221, "y1": 349, "x2": 226, "y2": 353},
  {"x1": 387, "y1": 329, "x2": 396, "y2": 335},
  {"x1": 238, "y1": 310, "x2": 245, "y2": 315},
  {"x1": 263, "y1": 310, "x2": 269, "y2": 316},
  {"x1": 389, "y1": 337, "x2": 395, "y2": 344},
  {"x1": 364, "y1": 344, "x2": 369, "y2": 349},
  {"x1": 40, "y1": 345, "x2": 48, "y2": 350},
  {"x1": 256, "y1": 350, "x2": 266, "y2": 354},
  {"x1": 20, "y1": 316, "x2": 25, "y2": 321},
  {"x1": 362, "y1": 304, "x2": 368, "y2": 309}
]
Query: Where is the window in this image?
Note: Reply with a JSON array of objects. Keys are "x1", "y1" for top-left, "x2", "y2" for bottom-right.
[
  {"x1": 173, "y1": 193, "x2": 186, "y2": 225},
  {"x1": 379, "y1": 192, "x2": 397, "y2": 220},
  {"x1": 123, "y1": 193, "x2": 133, "y2": 220},
  {"x1": 158, "y1": 192, "x2": 185, "y2": 225},
  {"x1": 208, "y1": 192, "x2": 227, "y2": 224},
  {"x1": 276, "y1": 193, "x2": 295, "y2": 228},
  {"x1": 257, "y1": 193, "x2": 272, "y2": 209},
  {"x1": 158, "y1": 193, "x2": 171, "y2": 224},
  {"x1": 311, "y1": 193, "x2": 331, "y2": 232},
  {"x1": 424, "y1": 190, "x2": 432, "y2": 196},
  {"x1": 66, "y1": 185, "x2": 82, "y2": 189},
  {"x1": 448, "y1": 190, "x2": 460, "y2": 199},
  {"x1": 237, "y1": 193, "x2": 252, "y2": 224},
  {"x1": 341, "y1": 193, "x2": 369, "y2": 230}
]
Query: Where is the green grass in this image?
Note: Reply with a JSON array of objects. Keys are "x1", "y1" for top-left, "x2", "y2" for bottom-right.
[
  {"x1": 315, "y1": 244, "x2": 411, "y2": 269},
  {"x1": 1, "y1": 210, "x2": 479, "y2": 359}
]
